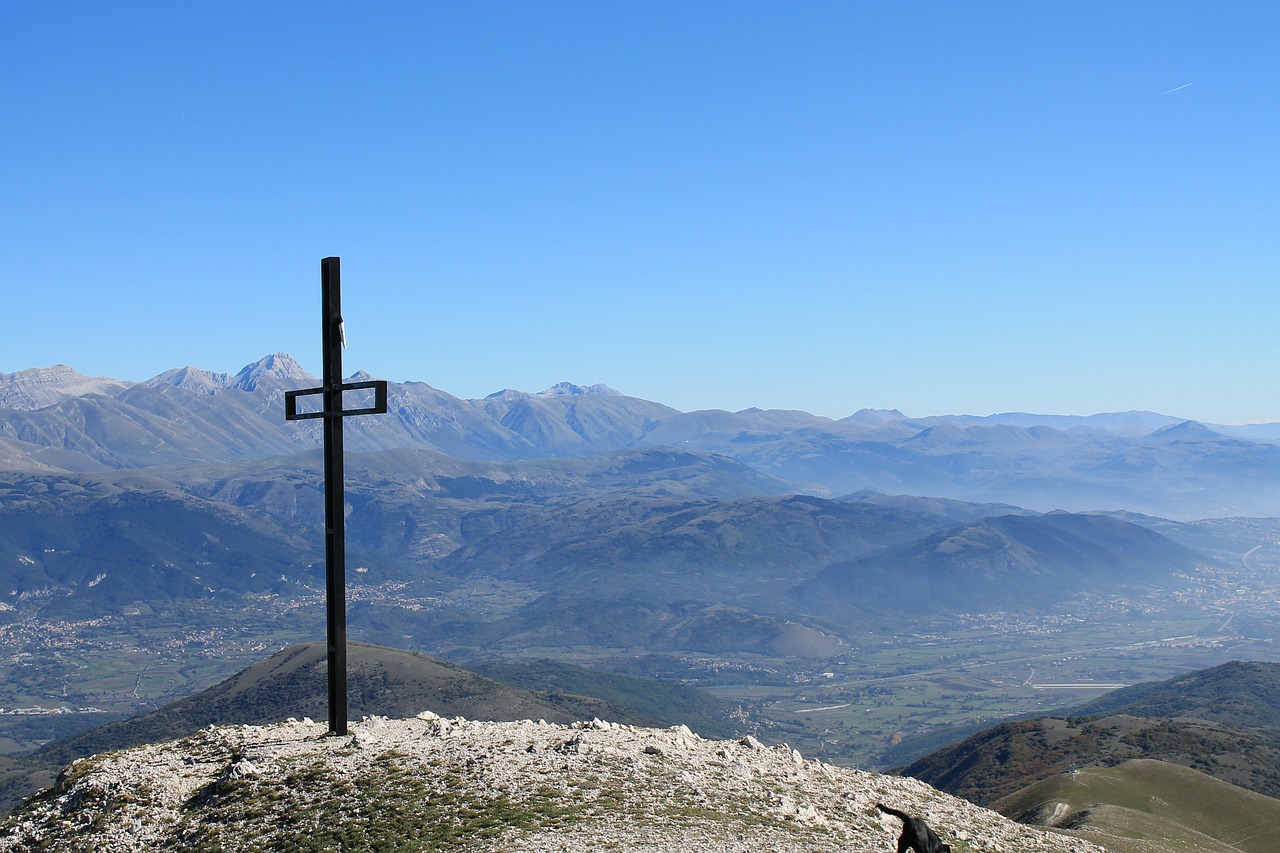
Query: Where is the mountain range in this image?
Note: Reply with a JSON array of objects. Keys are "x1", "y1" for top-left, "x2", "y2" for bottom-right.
[
  {"x1": 0, "y1": 459, "x2": 1216, "y2": 654},
  {"x1": 0, "y1": 356, "x2": 1257, "y2": 671},
  {"x1": 5, "y1": 354, "x2": 1280, "y2": 517}
]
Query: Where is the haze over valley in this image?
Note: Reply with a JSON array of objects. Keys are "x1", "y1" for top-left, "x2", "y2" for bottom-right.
[{"x1": 3, "y1": 356, "x2": 1280, "y2": 786}]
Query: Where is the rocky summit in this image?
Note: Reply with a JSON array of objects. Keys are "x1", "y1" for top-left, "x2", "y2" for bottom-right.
[{"x1": 0, "y1": 714, "x2": 1103, "y2": 852}]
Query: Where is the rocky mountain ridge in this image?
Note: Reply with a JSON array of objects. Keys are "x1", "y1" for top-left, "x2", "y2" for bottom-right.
[
  {"x1": 0, "y1": 364, "x2": 131, "y2": 410},
  {"x1": 4, "y1": 355, "x2": 1280, "y2": 517},
  {"x1": 793, "y1": 511, "x2": 1203, "y2": 616},
  {"x1": 0, "y1": 713, "x2": 1105, "y2": 852}
]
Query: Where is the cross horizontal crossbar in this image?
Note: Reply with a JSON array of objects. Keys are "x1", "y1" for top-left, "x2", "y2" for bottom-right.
[{"x1": 284, "y1": 380, "x2": 389, "y2": 420}]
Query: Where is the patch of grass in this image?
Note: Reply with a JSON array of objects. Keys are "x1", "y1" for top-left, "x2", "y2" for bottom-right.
[{"x1": 174, "y1": 754, "x2": 589, "y2": 851}]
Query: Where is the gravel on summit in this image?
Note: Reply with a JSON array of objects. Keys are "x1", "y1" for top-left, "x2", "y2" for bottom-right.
[{"x1": 0, "y1": 713, "x2": 1106, "y2": 852}]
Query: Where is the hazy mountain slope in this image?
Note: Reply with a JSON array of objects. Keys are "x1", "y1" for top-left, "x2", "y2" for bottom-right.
[
  {"x1": 0, "y1": 393, "x2": 236, "y2": 468},
  {"x1": 422, "y1": 494, "x2": 952, "y2": 651},
  {"x1": 993, "y1": 758, "x2": 1280, "y2": 853},
  {"x1": 792, "y1": 512, "x2": 1203, "y2": 615},
  {"x1": 478, "y1": 595, "x2": 849, "y2": 658},
  {"x1": 920, "y1": 411, "x2": 1184, "y2": 435},
  {"x1": 423, "y1": 503, "x2": 1190, "y2": 657},
  {"x1": 5, "y1": 442, "x2": 1208, "y2": 660},
  {"x1": 640, "y1": 410, "x2": 1280, "y2": 517},
  {"x1": 481, "y1": 383, "x2": 679, "y2": 455},
  {"x1": 635, "y1": 408, "x2": 852, "y2": 465},
  {"x1": 0, "y1": 473, "x2": 315, "y2": 608},
  {"x1": 648, "y1": 603, "x2": 848, "y2": 656},
  {"x1": 1156, "y1": 516, "x2": 1280, "y2": 564},
  {"x1": 843, "y1": 490, "x2": 1036, "y2": 525},
  {"x1": 443, "y1": 494, "x2": 943, "y2": 597},
  {"x1": 0, "y1": 434, "x2": 111, "y2": 473},
  {"x1": 1071, "y1": 660, "x2": 1280, "y2": 729},
  {"x1": 0, "y1": 442, "x2": 1216, "y2": 661},
  {"x1": 159, "y1": 446, "x2": 793, "y2": 562},
  {"x1": 686, "y1": 419, "x2": 1116, "y2": 492}
]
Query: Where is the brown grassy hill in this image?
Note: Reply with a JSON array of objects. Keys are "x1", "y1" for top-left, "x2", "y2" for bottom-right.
[
  {"x1": 902, "y1": 660, "x2": 1280, "y2": 806},
  {"x1": 0, "y1": 642, "x2": 723, "y2": 817},
  {"x1": 33, "y1": 641, "x2": 660, "y2": 767},
  {"x1": 992, "y1": 758, "x2": 1280, "y2": 853},
  {"x1": 899, "y1": 713, "x2": 1280, "y2": 805}
]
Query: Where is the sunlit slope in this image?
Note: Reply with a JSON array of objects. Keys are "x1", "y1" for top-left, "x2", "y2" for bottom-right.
[{"x1": 993, "y1": 758, "x2": 1280, "y2": 853}]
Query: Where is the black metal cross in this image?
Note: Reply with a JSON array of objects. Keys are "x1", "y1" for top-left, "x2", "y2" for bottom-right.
[{"x1": 284, "y1": 257, "x2": 387, "y2": 735}]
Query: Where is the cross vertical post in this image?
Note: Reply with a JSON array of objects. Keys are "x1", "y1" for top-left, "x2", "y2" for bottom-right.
[
  {"x1": 321, "y1": 257, "x2": 347, "y2": 735},
  {"x1": 285, "y1": 256, "x2": 388, "y2": 736}
]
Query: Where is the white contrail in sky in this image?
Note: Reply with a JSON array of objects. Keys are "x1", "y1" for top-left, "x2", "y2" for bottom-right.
[{"x1": 1160, "y1": 82, "x2": 1193, "y2": 95}]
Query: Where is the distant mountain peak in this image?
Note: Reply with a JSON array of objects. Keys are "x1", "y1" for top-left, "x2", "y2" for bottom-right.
[
  {"x1": 486, "y1": 382, "x2": 623, "y2": 401},
  {"x1": 484, "y1": 388, "x2": 527, "y2": 402},
  {"x1": 150, "y1": 354, "x2": 317, "y2": 394},
  {"x1": 2, "y1": 364, "x2": 80, "y2": 382},
  {"x1": 147, "y1": 365, "x2": 235, "y2": 393},
  {"x1": 540, "y1": 381, "x2": 622, "y2": 397},
  {"x1": 0, "y1": 364, "x2": 130, "y2": 410},
  {"x1": 1148, "y1": 420, "x2": 1226, "y2": 441},
  {"x1": 842, "y1": 408, "x2": 908, "y2": 425},
  {"x1": 232, "y1": 353, "x2": 315, "y2": 391}
]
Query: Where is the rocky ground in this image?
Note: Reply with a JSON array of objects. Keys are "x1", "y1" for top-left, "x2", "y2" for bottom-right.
[{"x1": 0, "y1": 713, "x2": 1108, "y2": 852}]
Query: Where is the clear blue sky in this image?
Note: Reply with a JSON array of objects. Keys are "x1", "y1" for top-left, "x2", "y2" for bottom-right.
[{"x1": 5, "y1": 0, "x2": 1278, "y2": 422}]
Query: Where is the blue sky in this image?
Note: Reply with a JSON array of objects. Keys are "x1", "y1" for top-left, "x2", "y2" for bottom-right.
[{"x1": 5, "y1": 1, "x2": 1278, "y2": 422}]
